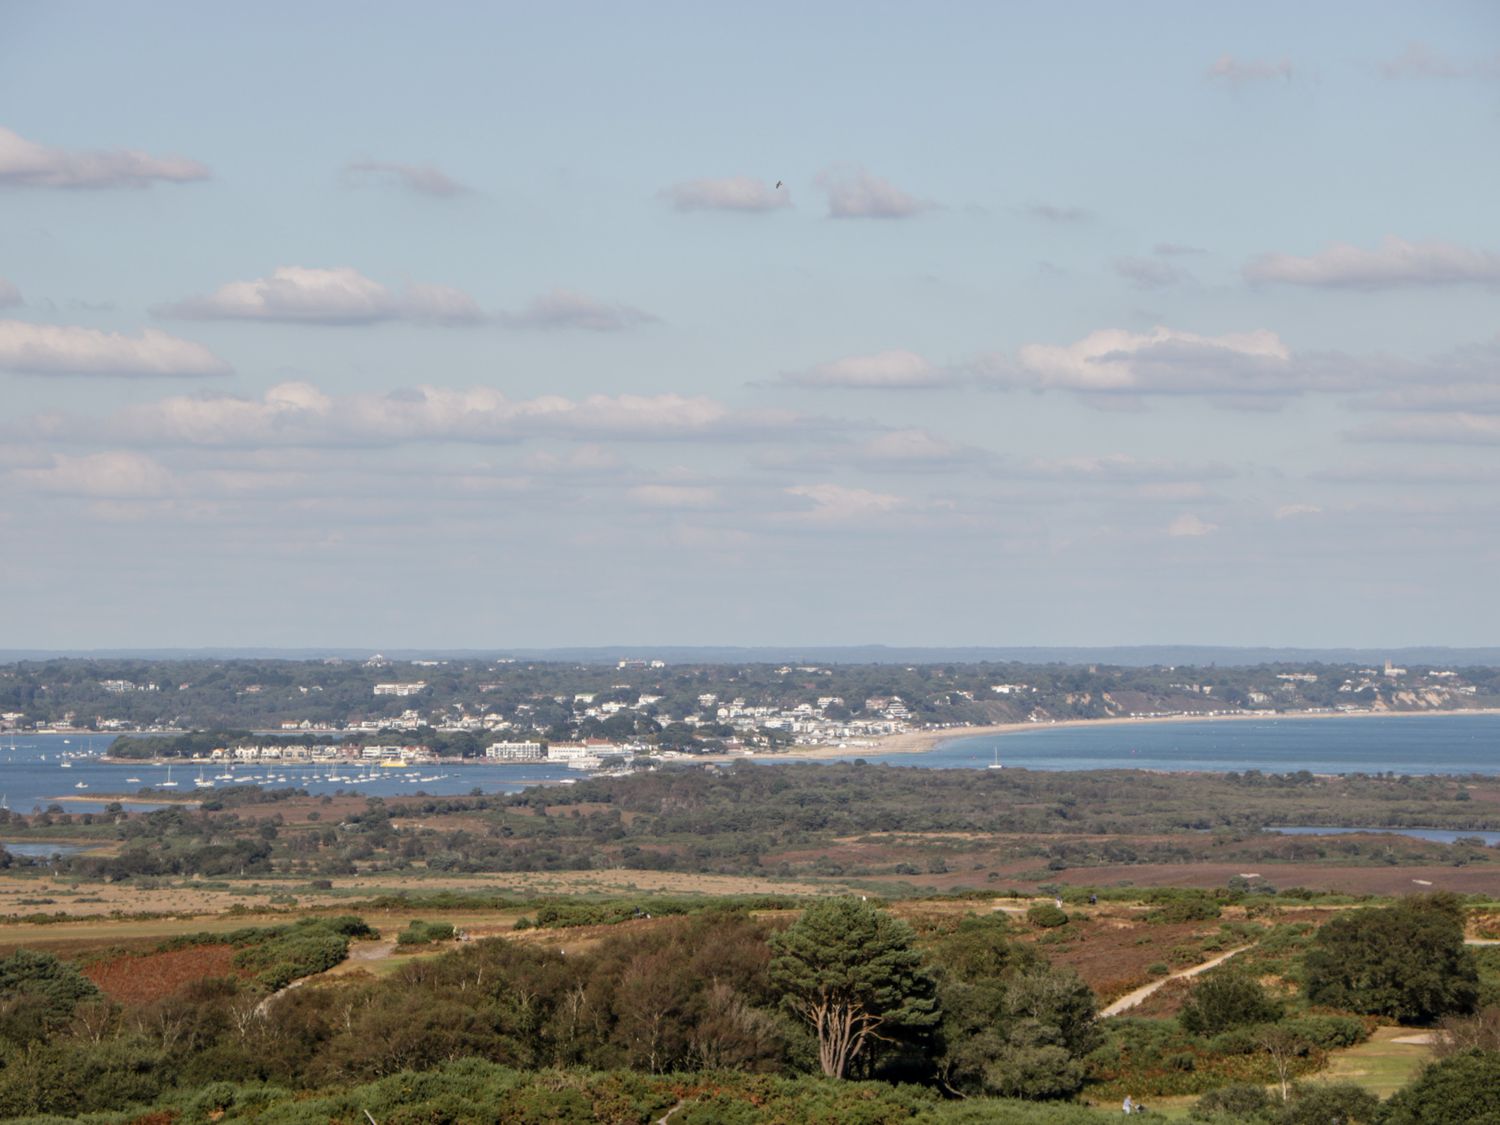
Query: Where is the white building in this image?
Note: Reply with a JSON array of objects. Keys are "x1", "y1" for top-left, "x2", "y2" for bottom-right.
[
  {"x1": 545, "y1": 742, "x2": 595, "y2": 762},
  {"x1": 373, "y1": 682, "x2": 427, "y2": 697},
  {"x1": 486, "y1": 740, "x2": 545, "y2": 761}
]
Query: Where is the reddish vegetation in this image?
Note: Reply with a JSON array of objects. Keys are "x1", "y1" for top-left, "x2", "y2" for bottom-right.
[
  {"x1": 1010, "y1": 915, "x2": 1221, "y2": 1001},
  {"x1": 83, "y1": 944, "x2": 251, "y2": 1005}
]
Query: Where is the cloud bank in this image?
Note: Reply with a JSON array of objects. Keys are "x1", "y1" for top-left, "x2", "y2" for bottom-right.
[
  {"x1": 816, "y1": 165, "x2": 933, "y2": 219},
  {"x1": 663, "y1": 176, "x2": 789, "y2": 213},
  {"x1": 1012, "y1": 326, "x2": 1291, "y2": 394},
  {"x1": 499, "y1": 289, "x2": 658, "y2": 332},
  {"x1": 84, "y1": 382, "x2": 797, "y2": 448},
  {"x1": 1245, "y1": 237, "x2": 1500, "y2": 289},
  {"x1": 0, "y1": 125, "x2": 210, "y2": 189},
  {"x1": 0, "y1": 320, "x2": 231, "y2": 377},
  {"x1": 157, "y1": 266, "x2": 486, "y2": 325},
  {"x1": 780, "y1": 349, "x2": 953, "y2": 389}
]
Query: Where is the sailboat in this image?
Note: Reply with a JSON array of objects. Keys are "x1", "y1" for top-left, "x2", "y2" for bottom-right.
[
  {"x1": 194, "y1": 765, "x2": 214, "y2": 789},
  {"x1": 987, "y1": 747, "x2": 1003, "y2": 770},
  {"x1": 159, "y1": 764, "x2": 178, "y2": 788}
]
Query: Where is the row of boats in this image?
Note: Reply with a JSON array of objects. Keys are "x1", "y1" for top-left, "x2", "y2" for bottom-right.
[{"x1": 45, "y1": 754, "x2": 453, "y2": 792}]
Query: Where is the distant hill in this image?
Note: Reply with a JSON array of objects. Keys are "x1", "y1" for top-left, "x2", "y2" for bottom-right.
[{"x1": 3, "y1": 644, "x2": 1499, "y2": 667}]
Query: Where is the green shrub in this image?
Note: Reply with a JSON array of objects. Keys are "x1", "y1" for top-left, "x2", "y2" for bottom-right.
[
  {"x1": 1179, "y1": 969, "x2": 1282, "y2": 1035},
  {"x1": 1278, "y1": 1015, "x2": 1367, "y2": 1050},
  {"x1": 1190, "y1": 1081, "x2": 1273, "y2": 1119},
  {"x1": 1027, "y1": 903, "x2": 1068, "y2": 928},
  {"x1": 396, "y1": 919, "x2": 456, "y2": 946},
  {"x1": 1147, "y1": 894, "x2": 1222, "y2": 923}
]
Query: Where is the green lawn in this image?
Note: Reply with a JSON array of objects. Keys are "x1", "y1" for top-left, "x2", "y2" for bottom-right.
[{"x1": 1318, "y1": 1026, "x2": 1433, "y2": 1098}]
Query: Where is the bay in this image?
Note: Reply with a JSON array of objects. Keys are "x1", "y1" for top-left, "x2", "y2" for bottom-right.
[
  {"x1": 2, "y1": 714, "x2": 1497, "y2": 820},
  {"x1": 816, "y1": 713, "x2": 1500, "y2": 776}
]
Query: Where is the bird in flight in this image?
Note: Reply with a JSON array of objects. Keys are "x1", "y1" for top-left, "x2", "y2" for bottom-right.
[{"x1": 775, "y1": 180, "x2": 784, "y2": 189}]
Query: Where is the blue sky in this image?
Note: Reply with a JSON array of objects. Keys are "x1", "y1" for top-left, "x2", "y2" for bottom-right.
[{"x1": 2, "y1": 1, "x2": 1498, "y2": 648}]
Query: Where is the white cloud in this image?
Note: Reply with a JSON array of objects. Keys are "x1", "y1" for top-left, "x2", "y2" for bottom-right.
[
  {"x1": 1168, "y1": 513, "x2": 1218, "y2": 537},
  {"x1": 1380, "y1": 42, "x2": 1500, "y2": 80},
  {"x1": 1206, "y1": 54, "x2": 1296, "y2": 86},
  {"x1": 157, "y1": 266, "x2": 486, "y2": 325},
  {"x1": 344, "y1": 159, "x2": 469, "y2": 197},
  {"x1": 1013, "y1": 326, "x2": 1290, "y2": 393},
  {"x1": 500, "y1": 289, "x2": 657, "y2": 332},
  {"x1": 816, "y1": 165, "x2": 933, "y2": 219},
  {"x1": 0, "y1": 125, "x2": 210, "y2": 189},
  {"x1": 781, "y1": 349, "x2": 953, "y2": 389},
  {"x1": 18, "y1": 451, "x2": 173, "y2": 498},
  {"x1": 1274, "y1": 504, "x2": 1322, "y2": 520},
  {"x1": 786, "y1": 482, "x2": 904, "y2": 522},
  {"x1": 627, "y1": 484, "x2": 720, "y2": 509},
  {"x1": 662, "y1": 176, "x2": 789, "y2": 213},
  {"x1": 0, "y1": 279, "x2": 20, "y2": 308},
  {"x1": 90, "y1": 381, "x2": 796, "y2": 448},
  {"x1": 1244, "y1": 237, "x2": 1500, "y2": 289},
  {"x1": 0, "y1": 319, "x2": 231, "y2": 377}
]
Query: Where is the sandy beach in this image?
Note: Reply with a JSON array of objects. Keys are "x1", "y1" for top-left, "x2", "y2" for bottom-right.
[{"x1": 714, "y1": 705, "x2": 1500, "y2": 763}]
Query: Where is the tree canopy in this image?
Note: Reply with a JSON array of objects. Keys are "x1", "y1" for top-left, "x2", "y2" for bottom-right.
[
  {"x1": 1302, "y1": 893, "x2": 1478, "y2": 1024},
  {"x1": 768, "y1": 898, "x2": 938, "y2": 1078}
]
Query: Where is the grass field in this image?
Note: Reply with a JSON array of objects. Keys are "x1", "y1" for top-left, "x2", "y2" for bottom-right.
[{"x1": 1321, "y1": 1026, "x2": 1435, "y2": 1097}]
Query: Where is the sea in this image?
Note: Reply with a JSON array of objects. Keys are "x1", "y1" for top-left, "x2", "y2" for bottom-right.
[
  {"x1": 0, "y1": 713, "x2": 1496, "y2": 826},
  {"x1": 809, "y1": 713, "x2": 1500, "y2": 776}
]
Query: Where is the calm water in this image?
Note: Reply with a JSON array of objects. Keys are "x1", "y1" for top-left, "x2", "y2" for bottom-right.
[
  {"x1": 0, "y1": 841, "x2": 86, "y2": 857},
  {"x1": 1270, "y1": 826, "x2": 1500, "y2": 846},
  {"x1": 2, "y1": 714, "x2": 1497, "y2": 817},
  {"x1": 824, "y1": 713, "x2": 1500, "y2": 776},
  {"x1": 0, "y1": 734, "x2": 576, "y2": 814}
]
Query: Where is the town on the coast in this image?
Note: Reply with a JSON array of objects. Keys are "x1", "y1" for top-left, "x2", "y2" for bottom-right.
[{"x1": 2, "y1": 656, "x2": 1495, "y2": 769}]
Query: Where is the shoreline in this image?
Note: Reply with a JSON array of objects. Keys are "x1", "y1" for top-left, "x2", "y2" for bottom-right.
[
  {"x1": 14, "y1": 705, "x2": 1500, "y2": 770},
  {"x1": 721, "y1": 705, "x2": 1500, "y2": 763}
]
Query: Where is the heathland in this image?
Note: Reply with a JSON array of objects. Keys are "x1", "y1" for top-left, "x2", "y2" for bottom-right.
[{"x1": 3, "y1": 759, "x2": 1500, "y2": 1122}]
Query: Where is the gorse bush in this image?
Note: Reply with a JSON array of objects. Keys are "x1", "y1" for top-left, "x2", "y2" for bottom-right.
[
  {"x1": 1027, "y1": 903, "x2": 1068, "y2": 928},
  {"x1": 396, "y1": 919, "x2": 456, "y2": 945}
]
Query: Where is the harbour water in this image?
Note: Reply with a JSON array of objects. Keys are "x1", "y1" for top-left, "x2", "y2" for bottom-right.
[
  {"x1": 0, "y1": 734, "x2": 576, "y2": 815},
  {"x1": 0, "y1": 713, "x2": 1497, "y2": 818},
  {"x1": 819, "y1": 713, "x2": 1500, "y2": 776}
]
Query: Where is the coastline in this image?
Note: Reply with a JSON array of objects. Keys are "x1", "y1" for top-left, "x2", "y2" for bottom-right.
[
  {"x1": 17, "y1": 705, "x2": 1500, "y2": 770},
  {"x1": 719, "y1": 705, "x2": 1500, "y2": 763}
]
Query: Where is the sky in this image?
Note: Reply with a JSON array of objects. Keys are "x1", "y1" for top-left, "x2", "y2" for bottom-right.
[{"x1": 2, "y1": 1, "x2": 1499, "y2": 650}]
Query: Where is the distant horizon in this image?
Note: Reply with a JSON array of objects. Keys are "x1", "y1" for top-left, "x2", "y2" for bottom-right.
[{"x1": 5, "y1": 642, "x2": 1500, "y2": 668}]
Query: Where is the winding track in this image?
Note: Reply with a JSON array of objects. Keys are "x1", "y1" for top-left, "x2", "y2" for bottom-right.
[{"x1": 1099, "y1": 945, "x2": 1253, "y2": 1018}]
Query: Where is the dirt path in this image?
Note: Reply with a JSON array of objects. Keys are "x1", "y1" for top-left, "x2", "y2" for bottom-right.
[{"x1": 1100, "y1": 945, "x2": 1251, "y2": 1018}]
